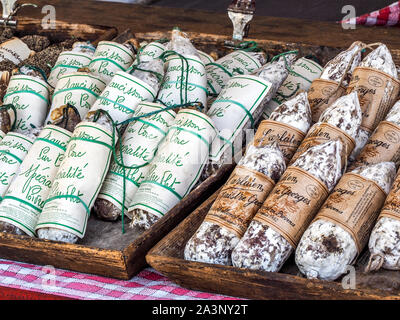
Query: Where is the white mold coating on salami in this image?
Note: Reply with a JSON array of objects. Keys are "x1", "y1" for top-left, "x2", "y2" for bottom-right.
[
  {"x1": 184, "y1": 142, "x2": 286, "y2": 265},
  {"x1": 255, "y1": 54, "x2": 297, "y2": 107},
  {"x1": 37, "y1": 228, "x2": 79, "y2": 244},
  {"x1": 385, "y1": 100, "x2": 400, "y2": 125},
  {"x1": 319, "y1": 91, "x2": 362, "y2": 139},
  {"x1": 238, "y1": 143, "x2": 286, "y2": 182},
  {"x1": 369, "y1": 217, "x2": 400, "y2": 270},
  {"x1": 360, "y1": 44, "x2": 398, "y2": 79},
  {"x1": 130, "y1": 58, "x2": 164, "y2": 92},
  {"x1": 72, "y1": 42, "x2": 95, "y2": 55},
  {"x1": 165, "y1": 29, "x2": 199, "y2": 58},
  {"x1": 269, "y1": 92, "x2": 312, "y2": 134},
  {"x1": 231, "y1": 140, "x2": 344, "y2": 272},
  {"x1": 320, "y1": 41, "x2": 363, "y2": 87},
  {"x1": 350, "y1": 128, "x2": 370, "y2": 162},
  {"x1": 295, "y1": 162, "x2": 396, "y2": 281},
  {"x1": 351, "y1": 162, "x2": 396, "y2": 194},
  {"x1": 292, "y1": 140, "x2": 343, "y2": 192}
]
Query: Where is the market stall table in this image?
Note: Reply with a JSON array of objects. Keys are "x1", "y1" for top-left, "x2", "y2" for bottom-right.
[
  {"x1": 2, "y1": 0, "x2": 400, "y2": 301},
  {"x1": 0, "y1": 259, "x2": 237, "y2": 300}
]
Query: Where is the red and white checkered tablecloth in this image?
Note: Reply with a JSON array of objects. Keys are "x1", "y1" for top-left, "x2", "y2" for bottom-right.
[
  {"x1": 0, "y1": 259, "x2": 238, "y2": 300},
  {"x1": 342, "y1": 1, "x2": 400, "y2": 26}
]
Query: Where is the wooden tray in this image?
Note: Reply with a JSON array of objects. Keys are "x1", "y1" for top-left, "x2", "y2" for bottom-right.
[
  {"x1": 0, "y1": 163, "x2": 234, "y2": 280},
  {"x1": 1, "y1": 27, "x2": 395, "y2": 282},
  {"x1": 147, "y1": 191, "x2": 400, "y2": 300}
]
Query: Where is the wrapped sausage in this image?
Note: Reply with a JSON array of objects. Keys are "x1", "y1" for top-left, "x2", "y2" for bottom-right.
[
  {"x1": 88, "y1": 40, "x2": 136, "y2": 84},
  {"x1": 197, "y1": 50, "x2": 215, "y2": 66},
  {"x1": 232, "y1": 140, "x2": 344, "y2": 272},
  {"x1": 203, "y1": 54, "x2": 296, "y2": 180},
  {"x1": 290, "y1": 91, "x2": 361, "y2": 165},
  {"x1": 367, "y1": 169, "x2": 400, "y2": 271},
  {"x1": 36, "y1": 110, "x2": 115, "y2": 243},
  {"x1": 349, "y1": 100, "x2": 400, "y2": 170},
  {"x1": 0, "y1": 132, "x2": 34, "y2": 200},
  {"x1": 296, "y1": 162, "x2": 396, "y2": 281},
  {"x1": 157, "y1": 29, "x2": 208, "y2": 110},
  {"x1": 263, "y1": 57, "x2": 323, "y2": 117},
  {"x1": 3, "y1": 67, "x2": 51, "y2": 134},
  {"x1": 94, "y1": 102, "x2": 176, "y2": 221},
  {"x1": 255, "y1": 92, "x2": 312, "y2": 164},
  {"x1": 184, "y1": 93, "x2": 311, "y2": 261},
  {"x1": 309, "y1": 42, "x2": 363, "y2": 123},
  {"x1": 348, "y1": 44, "x2": 400, "y2": 140},
  {"x1": 206, "y1": 50, "x2": 266, "y2": 97},
  {"x1": 128, "y1": 109, "x2": 217, "y2": 230},
  {"x1": 133, "y1": 42, "x2": 166, "y2": 64},
  {"x1": 48, "y1": 41, "x2": 96, "y2": 87},
  {"x1": 46, "y1": 71, "x2": 107, "y2": 124},
  {"x1": 0, "y1": 105, "x2": 80, "y2": 236},
  {"x1": 184, "y1": 141, "x2": 286, "y2": 265},
  {"x1": 89, "y1": 58, "x2": 163, "y2": 124}
]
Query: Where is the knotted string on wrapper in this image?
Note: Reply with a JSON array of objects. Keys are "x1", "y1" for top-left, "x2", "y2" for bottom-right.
[
  {"x1": 76, "y1": 100, "x2": 204, "y2": 235},
  {"x1": 16, "y1": 64, "x2": 55, "y2": 90}
]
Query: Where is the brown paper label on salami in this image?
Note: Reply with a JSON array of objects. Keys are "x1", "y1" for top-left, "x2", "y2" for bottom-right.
[
  {"x1": 347, "y1": 67, "x2": 400, "y2": 133},
  {"x1": 254, "y1": 167, "x2": 329, "y2": 247},
  {"x1": 315, "y1": 173, "x2": 386, "y2": 253},
  {"x1": 204, "y1": 166, "x2": 275, "y2": 238},
  {"x1": 290, "y1": 122, "x2": 355, "y2": 166},
  {"x1": 254, "y1": 120, "x2": 305, "y2": 164},
  {"x1": 351, "y1": 121, "x2": 400, "y2": 170},
  {"x1": 380, "y1": 172, "x2": 400, "y2": 222},
  {"x1": 308, "y1": 79, "x2": 346, "y2": 123}
]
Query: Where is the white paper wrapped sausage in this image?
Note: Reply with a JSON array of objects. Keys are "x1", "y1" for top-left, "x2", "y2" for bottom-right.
[
  {"x1": 0, "y1": 132, "x2": 34, "y2": 200},
  {"x1": 128, "y1": 108, "x2": 217, "y2": 230},
  {"x1": 88, "y1": 58, "x2": 164, "y2": 124},
  {"x1": 94, "y1": 102, "x2": 176, "y2": 221},
  {"x1": 0, "y1": 125, "x2": 72, "y2": 236},
  {"x1": 202, "y1": 54, "x2": 296, "y2": 180},
  {"x1": 3, "y1": 74, "x2": 51, "y2": 135},
  {"x1": 157, "y1": 29, "x2": 208, "y2": 110},
  {"x1": 48, "y1": 47, "x2": 94, "y2": 87},
  {"x1": 35, "y1": 111, "x2": 116, "y2": 243},
  {"x1": 88, "y1": 41, "x2": 136, "y2": 84},
  {"x1": 206, "y1": 50, "x2": 266, "y2": 97},
  {"x1": 46, "y1": 72, "x2": 107, "y2": 124},
  {"x1": 264, "y1": 57, "x2": 323, "y2": 115}
]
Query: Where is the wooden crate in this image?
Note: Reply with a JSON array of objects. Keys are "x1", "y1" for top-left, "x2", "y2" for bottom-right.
[
  {"x1": 0, "y1": 23, "x2": 235, "y2": 280},
  {"x1": 2, "y1": 27, "x2": 398, "y2": 282},
  {"x1": 147, "y1": 191, "x2": 400, "y2": 300}
]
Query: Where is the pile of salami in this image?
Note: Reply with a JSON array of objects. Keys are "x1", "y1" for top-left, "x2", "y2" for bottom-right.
[
  {"x1": 183, "y1": 39, "x2": 400, "y2": 283},
  {"x1": 1, "y1": 26, "x2": 400, "y2": 284}
]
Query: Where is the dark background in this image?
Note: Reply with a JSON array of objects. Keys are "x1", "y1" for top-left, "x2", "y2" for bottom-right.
[{"x1": 100, "y1": 0, "x2": 395, "y2": 21}]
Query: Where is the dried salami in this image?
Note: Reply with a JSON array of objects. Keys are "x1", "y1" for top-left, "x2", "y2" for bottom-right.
[
  {"x1": 350, "y1": 100, "x2": 400, "y2": 169},
  {"x1": 296, "y1": 162, "x2": 396, "y2": 281},
  {"x1": 231, "y1": 140, "x2": 344, "y2": 272},
  {"x1": 184, "y1": 142, "x2": 286, "y2": 265},
  {"x1": 290, "y1": 91, "x2": 361, "y2": 165},
  {"x1": 309, "y1": 42, "x2": 363, "y2": 122}
]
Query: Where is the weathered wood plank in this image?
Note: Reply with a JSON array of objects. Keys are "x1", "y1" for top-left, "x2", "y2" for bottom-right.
[
  {"x1": 146, "y1": 192, "x2": 400, "y2": 300},
  {"x1": 20, "y1": 0, "x2": 400, "y2": 52}
]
